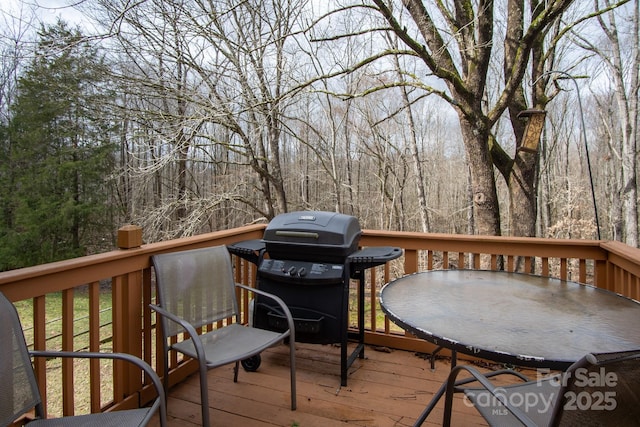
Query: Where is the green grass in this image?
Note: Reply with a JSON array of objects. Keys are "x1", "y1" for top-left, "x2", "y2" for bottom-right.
[
  {"x1": 15, "y1": 287, "x2": 114, "y2": 350},
  {"x1": 15, "y1": 287, "x2": 116, "y2": 417}
]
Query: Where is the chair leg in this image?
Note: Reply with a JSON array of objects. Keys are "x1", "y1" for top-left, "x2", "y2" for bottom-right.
[
  {"x1": 163, "y1": 355, "x2": 170, "y2": 394},
  {"x1": 199, "y1": 362, "x2": 211, "y2": 427},
  {"x1": 162, "y1": 349, "x2": 171, "y2": 417},
  {"x1": 414, "y1": 381, "x2": 448, "y2": 426}
]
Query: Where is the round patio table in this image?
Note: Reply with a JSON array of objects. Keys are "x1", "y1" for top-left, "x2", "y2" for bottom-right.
[{"x1": 380, "y1": 269, "x2": 640, "y2": 371}]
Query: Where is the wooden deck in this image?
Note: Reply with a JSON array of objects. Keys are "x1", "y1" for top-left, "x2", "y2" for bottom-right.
[{"x1": 147, "y1": 342, "x2": 511, "y2": 426}]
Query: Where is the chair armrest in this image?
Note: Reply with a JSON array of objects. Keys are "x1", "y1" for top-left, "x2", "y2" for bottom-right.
[
  {"x1": 452, "y1": 366, "x2": 531, "y2": 390},
  {"x1": 29, "y1": 350, "x2": 166, "y2": 426},
  {"x1": 149, "y1": 303, "x2": 198, "y2": 337},
  {"x1": 235, "y1": 283, "x2": 295, "y2": 341},
  {"x1": 443, "y1": 364, "x2": 537, "y2": 427},
  {"x1": 149, "y1": 304, "x2": 209, "y2": 363}
]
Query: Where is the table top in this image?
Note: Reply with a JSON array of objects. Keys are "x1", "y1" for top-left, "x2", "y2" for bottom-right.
[{"x1": 380, "y1": 269, "x2": 640, "y2": 370}]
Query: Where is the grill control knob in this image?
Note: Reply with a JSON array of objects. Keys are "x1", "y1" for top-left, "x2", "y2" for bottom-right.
[
  {"x1": 287, "y1": 266, "x2": 296, "y2": 275},
  {"x1": 297, "y1": 267, "x2": 306, "y2": 277}
]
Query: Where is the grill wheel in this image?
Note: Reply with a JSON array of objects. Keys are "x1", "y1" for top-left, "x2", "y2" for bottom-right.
[{"x1": 241, "y1": 355, "x2": 262, "y2": 372}]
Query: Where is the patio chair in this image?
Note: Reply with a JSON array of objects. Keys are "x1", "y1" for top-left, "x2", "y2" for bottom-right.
[
  {"x1": 428, "y1": 348, "x2": 640, "y2": 426},
  {"x1": 0, "y1": 291, "x2": 166, "y2": 427},
  {"x1": 150, "y1": 245, "x2": 296, "y2": 427}
]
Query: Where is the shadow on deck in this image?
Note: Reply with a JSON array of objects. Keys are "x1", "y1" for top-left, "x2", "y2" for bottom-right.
[{"x1": 148, "y1": 342, "x2": 500, "y2": 426}]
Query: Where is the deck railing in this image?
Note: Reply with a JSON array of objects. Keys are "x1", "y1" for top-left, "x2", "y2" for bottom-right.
[{"x1": 1, "y1": 224, "x2": 639, "y2": 419}]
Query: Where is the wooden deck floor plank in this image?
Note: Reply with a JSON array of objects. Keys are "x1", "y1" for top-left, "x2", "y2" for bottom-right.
[
  {"x1": 266, "y1": 343, "x2": 442, "y2": 389},
  {"x1": 205, "y1": 366, "x2": 417, "y2": 425},
  {"x1": 264, "y1": 343, "x2": 466, "y2": 410},
  {"x1": 173, "y1": 375, "x2": 373, "y2": 426},
  {"x1": 226, "y1": 344, "x2": 484, "y2": 425},
  {"x1": 149, "y1": 343, "x2": 491, "y2": 426}
]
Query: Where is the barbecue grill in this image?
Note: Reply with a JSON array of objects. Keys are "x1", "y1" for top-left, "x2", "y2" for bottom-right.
[{"x1": 228, "y1": 211, "x2": 402, "y2": 385}]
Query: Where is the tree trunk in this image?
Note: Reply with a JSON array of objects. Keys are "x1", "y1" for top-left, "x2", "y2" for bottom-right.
[
  {"x1": 400, "y1": 77, "x2": 429, "y2": 232},
  {"x1": 268, "y1": 121, "x2": 288, "y2": 214},
  {"x1": 459, "y1": 115, "x2": 501, "y2": 236},
  {"x1": 615, "y1": 2, "x2": 639, "y2": 246},
  {"x1": 509, "y1": 150, "x2": 537, "y2": 237}
]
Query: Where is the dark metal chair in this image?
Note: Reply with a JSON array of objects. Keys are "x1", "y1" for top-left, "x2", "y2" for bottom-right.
[
  {"x1": 427, "y1": 349, "x2": 640, "y2": 426},
  {"x1": 150, "y1": 245, "x2": 296, "y2": 427},
  {"x1": 0, "y1": 291, "x2": 166, "y2": 427}
]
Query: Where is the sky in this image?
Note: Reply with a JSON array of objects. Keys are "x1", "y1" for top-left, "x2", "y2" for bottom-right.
[{"x1": 3, "y1": 0, "x2": 86, "y2": 27}]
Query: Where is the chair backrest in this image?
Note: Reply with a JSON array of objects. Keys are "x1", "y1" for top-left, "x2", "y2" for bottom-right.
[
  {"x1": 553, "y1": 349, "x2": 640, "y2": 426},
  {"x1": 152, "y1": 245, "x2": 239, "y2": 337},
  {"x1": 0, "y1": 292, "x2": 43, "y2": 426}
]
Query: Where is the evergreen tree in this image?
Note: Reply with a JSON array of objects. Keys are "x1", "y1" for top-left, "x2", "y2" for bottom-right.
[{"x1": 2, "y1": 20, "x2": 116, "y2": 270}]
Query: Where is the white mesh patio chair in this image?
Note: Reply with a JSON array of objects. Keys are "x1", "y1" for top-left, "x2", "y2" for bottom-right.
[
  {"x1": 0, "y1": 291, "x2": 166, "y2": 427},
  {"x1": 150, "y1": 245, "x2": 296, "y2": 427}
]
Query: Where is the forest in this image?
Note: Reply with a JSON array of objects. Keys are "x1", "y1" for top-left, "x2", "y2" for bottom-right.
[{"x1": 0, "y1": 0, "x2": 638, "y2": 271}]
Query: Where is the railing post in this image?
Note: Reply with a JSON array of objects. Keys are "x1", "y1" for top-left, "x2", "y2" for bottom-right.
[
  {"x1": 114, "y1": 225, "x2": 145, "y2": 400},
  {"x1": 117, "y1": 224, "x2": 143, "y2": 249}
]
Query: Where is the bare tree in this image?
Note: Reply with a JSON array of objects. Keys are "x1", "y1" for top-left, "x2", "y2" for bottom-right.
[
  {"x1": 89, "y1": 0, "x2": 309, "y2": 236},
  {"x1": 310, "y1": 0, "x2": 630, "y2": 239},
  {"x1": 389, "y1": 42, "x2": 431, "y2": 232},
  {"x1": 358, "y1": 0, "x2": 577, "y2": 237},
  {"x1": 7, "y1": 0, "x2": 626, "y2": 243},
  {"x1": 572, "y1": 0, "x2": 638, "y2": 246}
]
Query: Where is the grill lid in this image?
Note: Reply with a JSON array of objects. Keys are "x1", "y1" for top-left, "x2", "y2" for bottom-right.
[{"x1": 263, "y1": 211, "x2": 361, "y2": 262}]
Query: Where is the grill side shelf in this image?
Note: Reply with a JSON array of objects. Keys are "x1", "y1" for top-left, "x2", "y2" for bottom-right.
[
  {"x1": 348, "y1": 246, "x2": 403, "y2": 276},
  {"x1": 227, "y1": 239, "x2": 266, "y2": 265}
]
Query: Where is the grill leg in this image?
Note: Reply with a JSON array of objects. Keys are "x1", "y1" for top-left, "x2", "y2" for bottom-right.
[
  {"x1": 341, "y1": 269, "x2": 367, "y2": 386},
  {"x1": 357, "y1": 270, "x2": 366, "y2": 360},
  {"x1": 341, "y1": 341, "x2": 348, "y2": 386},
  {"x1": 341, "y1": 272, "x2": 350, "y2": 386}
]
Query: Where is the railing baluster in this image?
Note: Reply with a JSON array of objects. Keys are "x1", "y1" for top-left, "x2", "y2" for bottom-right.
[
  {"x1": 33, "y1": 295, "x2": 47, "y2": 415},
  {"x1": 89, "y1": 281, "x2": 102, "y2": 413},
  {"x1": 541, "y1": 257, "x2": 549, "y2": 276},
  {"x1": 579, "y1": 259, "x2": 587, "y2": 283},
  {"x1": 111, "y1": 275, "x2": 126, "y2": 403},
  {"x1": 142, "y1": 270, "x2": 153, "y2": 388},
  {"x1": 62, "y1": 289, "x2": 75, "y2": 416}
]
